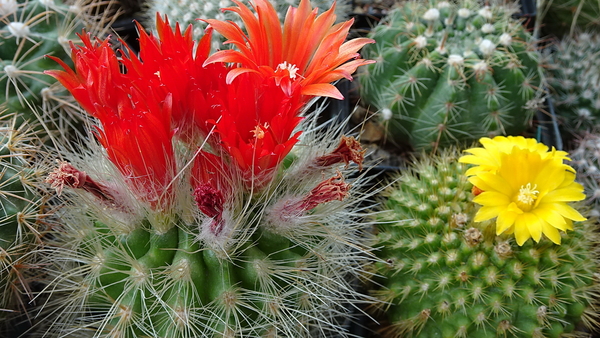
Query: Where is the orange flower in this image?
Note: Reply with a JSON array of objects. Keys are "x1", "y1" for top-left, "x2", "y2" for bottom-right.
[{"x1": 203, "y1": 0, "x2": 375, "y2": 100}]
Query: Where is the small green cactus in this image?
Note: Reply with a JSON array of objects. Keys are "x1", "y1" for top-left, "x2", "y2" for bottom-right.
[
  {"x1": 544, "y1": 32, "x2": 600, "y2": 138},
  {"x1": 358, "y1": 0, "x2": 544, "y2": 152},
  {"x1": 369, "y1": 145, "x2": 600, "y2": 337},
  {"x1": 0, "y1": 111, "x2": 48, "y2": 335},
  {"x1": 0, "y1": 0, "x2": 113, "y2": 134}
]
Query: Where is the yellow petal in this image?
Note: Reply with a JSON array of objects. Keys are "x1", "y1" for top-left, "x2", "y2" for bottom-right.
[
  {"x1": 533, "y1": 161, "x2": 567, "y2": 192},
  {"x1": 542, "y1": 221, "x2": 562, "y2": 245},
  {"x1": 496, "y1": 209, "x2": 518, "y2": 235},
  {"x1": 473, "y1": 191, "x2": 511, "y2": 206},
  {"x1": 532, "y1": 205, "x2": 568, "y2": 231},
  {"x1": 474, "y1": 205, "x2": 503, "y2": 222},
  {"x1": 551, "y1": 202, "x2": 587, "y2": 222},
  {"x1": 526, "y1": 213, "x2": 543, "y2": 243},
  {"x1": 540, "y1": 187, "x2": 586, "y2": 203},
  {"x1": 471, "y1": 173, "x2": 513, "y2": 197},
  {"x1": 514, "y1": 215, "x2": 532, "y2": 246}
]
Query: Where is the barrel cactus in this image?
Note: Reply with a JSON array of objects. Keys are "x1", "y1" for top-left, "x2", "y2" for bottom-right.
[
  {"x1": 36, "y1": 1, "x2": 376, "y2": 336},
  {"x1": 544, "y1": 31, "x2": 600, "y2": 138},
  {"x1": 1, "y1": 0, "x2": 114, "y2": 135},
  {"x1": 369, "y1": 136, "x2": 600, "y2": 337},
  {"x1": 358, "y1": 0, "x2": 544, "y2": 152},
  {"x1": 0, "y1": 111, "x2": 48, "y2": 335}
]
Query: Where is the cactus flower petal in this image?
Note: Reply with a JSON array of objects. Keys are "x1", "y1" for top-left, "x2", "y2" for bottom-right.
[{"x1": 203, "y1": 0, "x2": 375, "y2": 100}]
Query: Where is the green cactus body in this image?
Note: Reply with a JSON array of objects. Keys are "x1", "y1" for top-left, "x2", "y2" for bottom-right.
[
  {"x1": 359, "y1": 1, "x2": 543, "y2": 151},
  {"x1": 0, "y1": 112, "x2": 46, "y2": 335},
  {"x1": 371, "y1": 151, "x2": 599, "y2": 338},
  {"x1": 0, "y1": 0, "x2": 111, "y2": 133},
  {"x1": 545, "y1": 32, "x2": 600, "y2": 137}
]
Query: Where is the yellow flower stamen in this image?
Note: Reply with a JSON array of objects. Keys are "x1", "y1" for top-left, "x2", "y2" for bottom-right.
[{"x1": 515, "y1": 183, "x2": 538, "y2": 210}]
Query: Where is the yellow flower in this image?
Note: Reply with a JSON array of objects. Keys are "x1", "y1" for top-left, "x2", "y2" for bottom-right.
[
  {"x1": 459, "y1": 136, "x2": 571, "y2": 177},
  {"x1": 466, "y1": 145, "x2": 586, "y2": 246}
]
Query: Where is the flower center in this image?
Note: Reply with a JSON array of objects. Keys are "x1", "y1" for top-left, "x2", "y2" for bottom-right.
[
  {"x1": 516, "y1": 183, "x2": 539, "y2": 210},
  {"x1": 276, "y1": 61, "x2": 300, "y2": 79}
]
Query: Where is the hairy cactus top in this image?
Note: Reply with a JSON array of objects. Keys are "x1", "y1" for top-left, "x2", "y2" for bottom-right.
[
  {"x1": 37, "y1": 1, "x2": 377, "y2": 337},
  {"x1": 358, "y1": 0, "x2": 544, "y2": 151},
  {"x1": 371, "y1": 139, "x2": 599, "y2": 338}
]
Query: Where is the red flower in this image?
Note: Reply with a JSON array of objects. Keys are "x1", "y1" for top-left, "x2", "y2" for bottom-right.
[
  {"x1": 203, "y1": 0, "x2": 375, "y2": 100},
  {"x1": 121, "y1": 15, "x2": 230, "y2": 142},
  {"x1": 207, "y1": 74, "x2": 303, "y2": 187},
  {"x1": 45, "y1": 33, "x2": 176, "y2": 209}
]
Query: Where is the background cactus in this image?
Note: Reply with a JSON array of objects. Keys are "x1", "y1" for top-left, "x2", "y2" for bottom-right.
[
  {"x1": 570, "y1": 132, "x2": 600, "y2": 211},
  {"x1": 144, "y1": 0, "x2": 352, "y2": 46},
  {"x1": 0, "y1": 0, "x2": 115, "y2": 136},
  {"x1": 544, "y1": 31, "x2": 600, "y2": 140},
  {"x1": 369, "y1": 149, "x2": 600, "y2": 337},
  {"x1": 539, "y1": 0, "x2": 600, "y2": 37},
  {"x1": 0, "y1": 111, "x2": 48, "y2": 336},
  {"x1": 358, "y1": 0, "x2": 544, "y2": 152}
]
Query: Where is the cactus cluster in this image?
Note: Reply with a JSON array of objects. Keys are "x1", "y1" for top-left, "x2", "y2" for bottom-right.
[
  {"x1": 0, "y1": 112, "x2": 48, "y2": 335},
  {"x1": 369, "y1": 148, "x2": 600, "y2": 337},
  {"x1": 358, "y1": 0, "x2": 544, "y2": 152},
  {"x1": 545, "y1": 32, "x2": 600, "y2": 138},
  {"x1": 0, "y1": 0, "x2": 114, "y2": 135}
]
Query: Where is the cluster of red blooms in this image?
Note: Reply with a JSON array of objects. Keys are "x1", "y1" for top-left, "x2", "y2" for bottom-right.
[{"x1": 45, "y1": 0, "x2": 373, "y2": 222}]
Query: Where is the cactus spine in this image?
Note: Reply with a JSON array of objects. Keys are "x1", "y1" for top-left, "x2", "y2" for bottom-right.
[
  {"x1": 0, "y1": 111, "x2": 48, "y2": 335},
  {"x1": 369, "y1": 147, "x2": 600, "y2": 337},
  {"x1": 0, "y1": 0, "x2": 114, "y2": 134},
  {"x1": 358, "y1": 0, "x2": 544, "y2": 151}
]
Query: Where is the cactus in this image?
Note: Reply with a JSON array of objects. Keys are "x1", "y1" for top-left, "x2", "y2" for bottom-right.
[
  {"x1": 358, "y1": 0, "x2": 544, "y2": 152},
  {"x1": 570, "y1": 132, "x2": 600, "y2": 212},
  {"x1": 0, "y1": 111, "x2": 48, "y2": 336},
  {"x1": 369, "y1": 139, "x2": 599, "y2": 337},
  {"x1": 540, "y1": 0, "x2": 600, "y2": 37},
  {"x1": 0, "y1": 0, "x2": 115, "y2": 135},
  {"x1": 35, "y1": 1, "x2": 376, "y2": 336},
  {"x1": 144, "y1": 0, "x2": 353, "y2": 46},
  {"x1": 544, "y1": 32, "x2": 600, "y2": 138}
]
